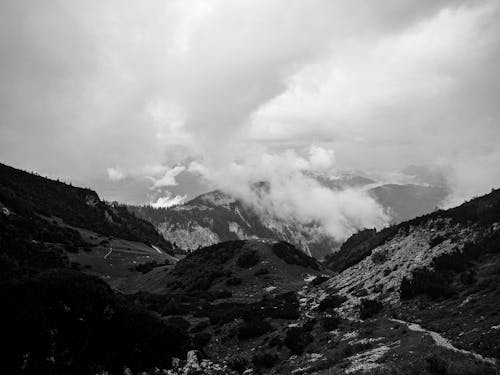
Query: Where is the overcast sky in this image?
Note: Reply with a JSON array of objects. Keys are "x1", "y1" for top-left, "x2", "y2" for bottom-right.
[{"x1": 1, "y1": 0, "x2": 500, "y2": 208}]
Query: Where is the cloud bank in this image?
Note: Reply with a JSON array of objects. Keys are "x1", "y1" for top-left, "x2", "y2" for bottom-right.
[{"x1": 1, "y1": 0, "x2": 499, "y2": 231}]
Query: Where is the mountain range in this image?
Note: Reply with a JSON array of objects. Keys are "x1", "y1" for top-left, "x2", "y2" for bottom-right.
[{"x1": 129, "y1": 173, "x2": 448, "y2": 259}]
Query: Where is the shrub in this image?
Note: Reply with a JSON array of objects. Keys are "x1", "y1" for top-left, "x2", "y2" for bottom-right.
[
  {"x1": 284, "y1": 327, "x2": 313, "y2": 355},
  {"x1": 213, "y1": 289, "x2": 232, "y2": 299},
  {"x1": 359, "y1": 298, "x2": 384, "y2": 320},
  {"x1": 311, "y1": 275, "x2": 329, "y2": 286},
  {"x1": 321, "y1": 315, "x2": 341, "y2": 331},
  {"x1": 226, "y1": 277, "x2": 243, "y2": 286},
  {"x1": 432, "y1": 251, "x2": 468, "y2": 273},
  {"x1": 238, "y1": 318, "x2": 273, "y2": 339},
  {"x1": 227, "y1": 356, "x2": 248, "y2": 374},
  {"x1": 371, "y1": 249, "x2": 388, "y2": 264},
  {"x1": 237, "y1": 250, "x2": 260, "y2": 268},
  {"x1": 193, "y1": 332, "x2": 211, "y2": 349},
  {"x1": 254, "y1": 267, "x2": 270, "y2": 276},
  {"x1": 429, "y1": 234, "x2": 446, "y2": 247},
  {"x1": 318, "y1": 294, "x2": 347, "y2": 311},
  {"x1": 400, "y1": 268, "x2": 455, "y2": 299},
  {"x1": 271, "y1": 241, "x2": 319, "y2": 270},
  {"x1": 252, "y1": 351, "x2": 278, "y2": 369},
  {"x1": 190, "y1": 320, "x2": 209, "y2": 333}
]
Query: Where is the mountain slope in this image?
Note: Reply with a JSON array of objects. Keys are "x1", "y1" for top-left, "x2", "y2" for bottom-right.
[
  {"x1": 130, "y1": 190, "x2": 338, "y2": 259},
  {"x1": 0, "y1": 162, "x2": 182, "y2": 288}
]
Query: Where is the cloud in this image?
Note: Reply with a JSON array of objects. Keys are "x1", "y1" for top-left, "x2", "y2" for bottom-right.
[
  {"x1": 189, "y1": 145, "x2": 389, "y2": 241},
  {"x1": 106, "y1": 167, "x2": 126, "y2": 181},
  {"x1": 151, "y1": 193, "x2": 187, "y2": 208},
  {"x1": 151, "y1": 166, "x2": 186, "y2": 188}
]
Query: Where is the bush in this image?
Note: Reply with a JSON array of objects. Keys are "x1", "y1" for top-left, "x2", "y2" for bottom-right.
[
  {"x1": 254, "y1": 267, "x2": 270, "y2": 276},
  {"x1": 359, "y1": 298, "x2": 383, "y2": 320},
  {"x1": 400, "y1": 268, "x2": 455, "y2": 299},
  {"x1": 226, "y1": 277, "x2": 243, "y2": 286},
  {"x1": 193, "y1": 332, "x2": 211, "y2": 349},
  {"x1": 190, "y1": 320, "x2": 209, "y2": 333},
  {"x1": 311, "y1": 275, "x2": 329, "y2": 286},
  {"x1": 429, "y1": 234, "x2": 446, "y2": 247},
  {"x1": 318, "y1": 294, "x2": 347, "y2": 311},
  {"x1": 237, "y1": 250, "x2": 260, "y2": 268},
  {"x1": 227, "y1": 355, "x2": 248, "y2": 374},
  {"x1": 284, "y1": 327, "x2": 313, "y2": 355},
  {"x1": 213, "y1": 289, "x2": 232, "y2": 299},
  {"x1": 252, "y1": 351, "x2": 278, "y2": 369},
  {"x1": 321, "y1": 315, "x2": 341, "y2": 331},
  {"x1": 371, "y1": 249, "x2": 388, "y2": 264},
  {"x1": 238, "y1": 318, "x2": 273, "y2": 339},
  {"x1": 271, "y1": 241, "x2": 319, "y2": 270}
]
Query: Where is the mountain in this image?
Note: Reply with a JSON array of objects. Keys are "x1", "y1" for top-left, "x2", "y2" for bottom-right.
[
  {"x1": 129, "y1": 190, "x2": 339, "y2": 259},
  {"x1": 129, "y1": 176, "x2": 449, "y2": 259},
  {"x1": 0, "y1": 162, "x2": 182, "y2": 289}
]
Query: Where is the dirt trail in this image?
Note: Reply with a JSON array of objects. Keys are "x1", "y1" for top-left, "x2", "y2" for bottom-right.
[{"x1": 390, "y1": 318, "x2": 497, "y2": 365}]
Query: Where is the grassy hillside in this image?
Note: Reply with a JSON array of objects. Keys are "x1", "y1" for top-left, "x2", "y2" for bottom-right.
[{"x1": 0, "y1": 162, "x2": 174, "y2": 251}]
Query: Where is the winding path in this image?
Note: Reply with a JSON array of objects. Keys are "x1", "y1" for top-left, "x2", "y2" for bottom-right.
[
  {"x1": 104, "y1": 247, "x2": 113, "y2": 259},
  {"x1": 390, "y1": 318, "x2": 497, "y2": 365}
]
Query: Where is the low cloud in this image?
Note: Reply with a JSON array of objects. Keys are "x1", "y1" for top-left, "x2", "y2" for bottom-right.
[
  {"x1": 106, "y1": 167, "x2": 126, "y2": 182},
  {"x1": 150, "y1": 193, "x2": 187, "y2": 208},
  {"x1": 189, "y1": 145, "x2": 389, "y2": 241},
  {"x1": 151, "y1": 166, "x2": 186, "y2": 189}
]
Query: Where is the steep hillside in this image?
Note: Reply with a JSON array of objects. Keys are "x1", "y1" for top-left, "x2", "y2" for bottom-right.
[{"x1": 0, "y1": 163, "x2": 182, "y2": 288}]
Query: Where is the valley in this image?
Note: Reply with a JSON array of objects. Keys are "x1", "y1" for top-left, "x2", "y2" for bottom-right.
[{"x1": 0, "y1": 162, "x2": 499, "y2": 374}]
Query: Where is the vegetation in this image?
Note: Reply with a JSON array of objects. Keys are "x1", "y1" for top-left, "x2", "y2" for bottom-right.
[
  {"x1": 0, "y1": 163, "x2": 174, "y2": 252},
  {"x1": 284, "y1": 326, "x2": 313, "y2": 355},
  {"x1": 318, "y1": 294, "x2": 347, "y2": 311},
  {"x1": 400, "y1": 268, "x2": 455, "y2": 299},
  {"x1": 238, "y1": 317, "x2": 273, "y2": 339},
  {"x1": 236, "y1": 249, "x2": 260, "y2": 268},
  {"x1": 359, "y1": 298, "x2": 384, "y2": 319},
  {"x1": 271, "y1": 241, "x2": 319, "y2": 270}
]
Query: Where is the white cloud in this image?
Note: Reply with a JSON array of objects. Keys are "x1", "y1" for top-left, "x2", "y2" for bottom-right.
[
  {"x1": 151, "y1": 166, "x2": 186, "y2": 188},
  {"x1": 151, "y1": 193, "x2": 187, "y2": 208},
  {"x1": 188, "y1": 145, "x2": 389, "y2": 241},
  {"x1": 107, "y1": 167, "x2": 126, "y2": 181}
]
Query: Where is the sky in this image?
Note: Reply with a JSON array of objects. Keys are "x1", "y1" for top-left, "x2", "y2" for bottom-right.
[{"x1": 1, "y1": 0, "x2": 500, "y2": 222}]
